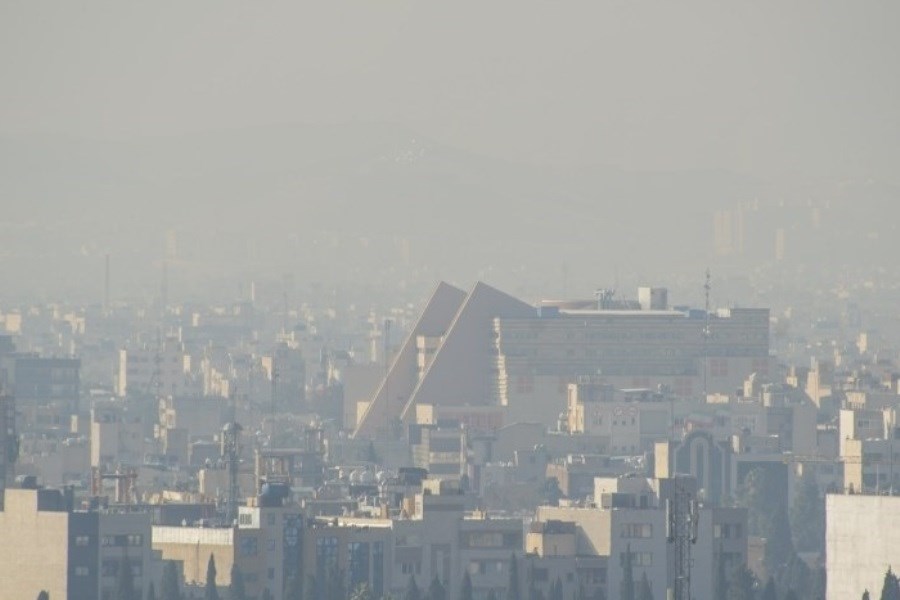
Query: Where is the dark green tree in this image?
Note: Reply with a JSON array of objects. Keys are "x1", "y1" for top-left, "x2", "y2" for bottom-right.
[
  {"x1": 36, "y1": 593, "x2": 49, "y2": 600},
  {"x1": 541, "y1": 477, "x2": 563, "y2": 506},
  {"x1": 791, "y1": 469, "x2": 824, "y2": 552},
  {"x1": 405, "y1": 575, "x2": 422, "y2": 600},
  {"x1": 636, "y1": 573, "x2": 653, "y2": 600},
  {"x1": 776, "y1": 552, "x2": 810, "y2": 598},
  {"x1": 161, "y1": 561, "x2": 181, "y2": 600},
  {"x1": 760, "y1": 576, "x2": 776, "y2": 600},
  {"x1": 116, "y1": 555, "x2": 137, "y2": 600},
  {"x1": 620, "y1": 545, "x2": 635, "y2": 600},
  {"x1": 229, "y1": 563, "x2": 247, "y2": 600},
  {"x1": 205, "y1": 554, "x2": 219, "y2": 600},
  {"x1": 303, "y1": 576, "x2": 317, "y2": 600},
  {"x1": 725, "y1": 563, "x2": 755, "y2": 600},
  {"x1": 284, "y1": 573, "x2": 302, "y2": 600},
  {"x1": 715, "y1": 546, "x2": 728, "y2": 600},
  {"x1": 507, "y1": 554, "x2": 521, "y2": 600},
  {"x1": 809, "y1": 565, "x2": 827, "y2": 600},
  {"x1": 147, "y1": 582, "x2": 157, "y2": 600},
  {"x1": 325, "y1": 565, "x2": 345, "y2": 600},
  {"x1": 350, "y1": 582, "x2": 374, "y2": 600},
  {"x1": 460, "y1": 572, "x2": 474, "y2": 600},
  {"x1": 549, "y1": 576, "x2": 564, "y2": 600},
  {"x1": 881, "y1": 567, "x2": 900, "y2": 600},
  {"x1": 428, "y1": 576, "x2": 447, "y2": 600},
  {"x1": 863, "y1": 591, "x2": 871, "y2": 600},
  {"x1": 765, "y1": 504, "x2": 795, "y2": 575}
]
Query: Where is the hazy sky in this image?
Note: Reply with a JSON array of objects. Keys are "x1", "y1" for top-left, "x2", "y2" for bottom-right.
[{"x1": 2, "y1": 1, "x2": 898, "y2": 181}]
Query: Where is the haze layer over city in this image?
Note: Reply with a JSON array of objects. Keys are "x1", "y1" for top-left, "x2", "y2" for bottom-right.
[{"x1": 1, "y1": 3, "x2": 899, "y2": 600}]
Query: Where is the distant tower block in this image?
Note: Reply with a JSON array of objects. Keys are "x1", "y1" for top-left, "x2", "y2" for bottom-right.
[
  {"x1": 104, "y1": 253, "x2": 110, "y2": 312},
  {"x1": 638, "y1": 287, "x2": 668, "y2": 310},
  {"x1": 165, "y1": 229, "x2": 178, "y2": 261},
  {"x1": 775, "y1": 228, "x2": 786, "y2": 262}
]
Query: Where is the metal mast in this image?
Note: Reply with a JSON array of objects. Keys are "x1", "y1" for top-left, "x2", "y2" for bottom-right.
[
  {"x1": 703, "y1": 269, "x2": 711, "y2": 402},
  {"x1": 222, "y1": 387, "x2": 242, "y2": 524},
  {"x1": 667, "y1": 476, "x2": 699, "y2": 600}
]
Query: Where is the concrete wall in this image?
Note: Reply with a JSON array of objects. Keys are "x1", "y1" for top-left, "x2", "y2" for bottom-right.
[
  {"x1": 0, "y1": 489, "x2": 70, "y2": 600},
  {"x1": 826, "y1": 494, "x2": 900, "y2": 600}
]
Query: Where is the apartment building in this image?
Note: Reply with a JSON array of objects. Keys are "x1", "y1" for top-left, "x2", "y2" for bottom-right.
[{"x1": 0, "y1": 487, "x2": 155, "y2": 600}]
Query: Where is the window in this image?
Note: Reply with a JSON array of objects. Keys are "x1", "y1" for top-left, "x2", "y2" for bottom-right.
[
  {"x1": 621, "y1": 524, "x2": 652, "y2": 538},
  {"x1": 75, "y1": 566, "x2": 89, "y2": 577},
  {"x1": 268, "y1": 568, "x2": 275, "y2": 580},
  {"x1": 75, "y1": 535, "x2": 90, "y2": 546},
  {"x1": 620, "y1": 552, "x2": 652, "y2": 567},
  {"x1": 239, "y1": 514, "x2": 253, "y2": 526},
  {"x1": 348, "y1": 542, "x2": 370, "y2": 589},
  {"x1": 268, "y1": 539, "x2": 276, "y2": 552},
  {"x1": 128, "y1": 534, "x2": 143, "y2": 546}
]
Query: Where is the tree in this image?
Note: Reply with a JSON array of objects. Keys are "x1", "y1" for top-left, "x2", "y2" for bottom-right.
[
  {"x1": 549, "y1": 577, "x2": 564, "y2": 600},
  {"x1": 147, "y1": 582, "x2": 157, "y2": 600},
  {"x1": 428, "y1": 576, "x2": 447, "y2": 600},
  {"x1": 541, "y1": 477, "x2": 563, "y2": 506},
  {"x1": 205, "y1": 554, "x2": 220, "y2": 600},
  {"x1": 765, "y1": 504, "x2": 795, "y2": 575},
  {"x1": 487, "y1": 591, "x2": 498, "y2": 600},
  {"x1": 325, "y1": 565, "x2": 345, "y2": 600},
  {"x1": 36, "y1": 593, "x2": 49, "y2": 600},
  {"x1": 620, "y1": 545, "x2": 635, "y2": 600},
  {"x1": 880, "y1": 567, "x2": 900, "y2": 600},
  {"x1": 864, "y1": 591, "x2": 871, "y2": 600},
  {"x1": 726, "y1": 564, "x2": 755, "y2": 600},
  {"x1": 284, "y1": 573, "x2": 302, "y2": 600},
  {"x1": 161, "y1": 561, "x2": 181, "y2": 600},
  {"x1": 405, "y1": 575, "x2": 422, "y2": 600},
  {"x1": 760, "y1": 577, "x2": 776, "y2": 600},
  {"x1": 261, "y1": 590, "x2": 274, "y2": 600},
  {"x1": 507, "y1": 554, "x2": 521, "y2": 600},
  {"x1": 229, "y1": 564, "x2": 247, "y2": 600},
  {"x1": 303, "y1": 576, "x2": 318, "y2": 600},
  {"x1": 715, "y1": 546, "x2": 728, "y2": 600},
  {"x1": 636, "y1": 573, "x2": 653, "y2": 600},
  {"x1": 460, "y1": 572, "x2": 474, "y2": 600},
  {"x1": 809, "y1": 565, "x2": 827, "y2": 600},
  {"x1": 116, "y1": 554, "x2": 137, "y2": 600},
  {"x1": 791, "y1": 468, "x2": 824, "y2": 552},
  {"x1": 776, "y1": 552, "x2": 810, "y2": 598},
  {"x1": 350, "y1": 583, "x2": 374, "y2": 600}
]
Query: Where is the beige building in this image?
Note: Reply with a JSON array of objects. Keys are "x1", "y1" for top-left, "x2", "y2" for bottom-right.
[
  {"x1": 0, "y1": 487, "x2": 156, "y2": 600},
  {"x1": 118, "y1": 342, "x2": 193, "y2": 398},
  {"x1": 153, "y1": 491, "x2": 302, "y2": 600},
  {"x1": 536, "y1": 475, "x2": 748, "y2": 600},
  {"x1": 355, "y1": 283, "x2": 771, "y2": 437},
  {"x1": 826, "y1": 493, "x2": 900, "y2": 600},
  {"x1": 91, "y1": 399, "x2": 144, "y2": 468}
]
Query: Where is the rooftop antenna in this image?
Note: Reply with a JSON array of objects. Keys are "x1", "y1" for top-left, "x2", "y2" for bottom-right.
[
  {"x1": 383, "y1": 318, "x2": 392, "y2": 456},
  {"x1": 222, "y1": 385, "x2": 242, "y2": 524},
  {"x1": 703, "y1": 269, "x2": 711, "y2": 402},
  {"x1": 104, "y1": 253, "x2": 110, "y2": 315},
  {"x1": 667, "y1": 475, "x2": 698, "y2": 600},
  {"x1": 161, "y1": 260, "x2": 168, "y2": 320},
  {"x1": 270, "y1": 356, "x2": 278, "y2": 447}
]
